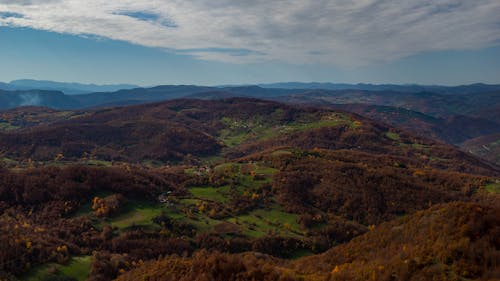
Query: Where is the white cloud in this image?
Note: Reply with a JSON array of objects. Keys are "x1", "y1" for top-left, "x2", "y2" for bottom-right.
[{"x1": 1, "y1": 0, "x2": 499, "y2": 66}]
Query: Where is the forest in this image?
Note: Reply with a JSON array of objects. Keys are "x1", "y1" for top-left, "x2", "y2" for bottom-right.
[{"x1": 0, "y1": 98, "x2": 498, "y2": 281}]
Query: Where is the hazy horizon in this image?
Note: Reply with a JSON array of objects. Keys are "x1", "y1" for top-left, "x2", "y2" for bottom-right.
[{"x1": 2, "y1": 78, "x2": 500, "y2": 89}]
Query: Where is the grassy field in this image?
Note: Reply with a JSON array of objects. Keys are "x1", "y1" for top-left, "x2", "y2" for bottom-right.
[
  {"x1": 71, "y1": 160, "x2": 303, "y2": 241},
  {"x1": 22, "y1": 256, "x2": 91, "y2": 281},
  {"x1": 227, "y1": 207, "x2": 301, "y2": 238},
  {"x1": 108, "y1": 201, "x2": 164, "y2": 230},
  {"x1": 189, "y1": 186, "x2": 231, "y2": 203},
  {"x1": 20, "y1": 159, "x2": 310, "y2": 281},
  {"x1": 218, "y1": 114, "x2": 354, "y2": 147},
  {"x1": 188, "y1": 163, "x2": 275, "y2": 203},
  {"x1": 179, "y1": 162, "x2": 303, "y2": 238},
  {"x1": 73, "y1": 194, "x2": 166, "y2": 231}
]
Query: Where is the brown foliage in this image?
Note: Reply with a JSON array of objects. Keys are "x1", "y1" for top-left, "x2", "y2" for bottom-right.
[
  {"x1": 116, "y1": 202, "x2": 500, "y2": 281},
  {"x1": 270, "y1": 151, "x2": 490, "y2": 225}
]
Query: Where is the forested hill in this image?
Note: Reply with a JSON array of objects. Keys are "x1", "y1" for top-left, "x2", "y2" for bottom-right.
[
  {"x1": 0, "y1": 98, "x2": 497, "y2": 175},
  {"x1": 0, "y1": 98, "x2": 498, "y2": 281}
]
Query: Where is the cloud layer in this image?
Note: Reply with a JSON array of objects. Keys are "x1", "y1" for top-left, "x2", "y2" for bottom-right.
[{"x1": 1, "y1": 0, "x2": 499, "y2": 66}]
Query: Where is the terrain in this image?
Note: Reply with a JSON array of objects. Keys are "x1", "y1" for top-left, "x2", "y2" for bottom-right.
[
  {"x1": 463, "y1": 133, "x2": 500, "y2": 166},
  {"x1": 0, "y1": 97, "x2": 498, "y2": 281},
  {"x1": 0, "y1": 79, "x2": 138, "y2": 95},
  {"x1": 1, "y1": 83, "x2": 499, "y2": 146},
  {"x1": 116, "y1": 202, "x2": 500, "y2": 281},
  {"x1": 322, "y1": 104, "x2": 500, "y2": 144}
]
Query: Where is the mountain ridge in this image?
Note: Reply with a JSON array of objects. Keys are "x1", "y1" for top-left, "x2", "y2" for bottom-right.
[{"x1": 0, "y1": 79, "x2": 139, "y2": 95}]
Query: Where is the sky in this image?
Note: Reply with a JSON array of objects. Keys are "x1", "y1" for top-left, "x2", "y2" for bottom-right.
[{"x1": 0, "y1": 0, "x2": 500, "y2": 86}]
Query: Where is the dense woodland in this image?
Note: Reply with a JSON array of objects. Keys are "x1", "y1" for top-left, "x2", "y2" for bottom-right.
[{"x1": 0, "y1": 98, "x2": 498, "y2": 280}]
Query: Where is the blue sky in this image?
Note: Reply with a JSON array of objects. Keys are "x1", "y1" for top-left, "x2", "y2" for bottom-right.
[{"x1": 1, "y1": 1, "x2": 500, "y2": 86}]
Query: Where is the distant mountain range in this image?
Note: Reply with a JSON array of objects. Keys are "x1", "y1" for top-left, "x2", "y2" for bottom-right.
[
  {"x1": 0, "y1": 79, "x2": 139, "y2": 95},
  {"x1": 257, "y1": 82, "x2": 500, "y2": 95},
  {"x1": 3, "y1": 79, "x2": 500, "y2": 96},
  {"x1": 1, "y1": 82, "x2": 499, "y2": 111}
]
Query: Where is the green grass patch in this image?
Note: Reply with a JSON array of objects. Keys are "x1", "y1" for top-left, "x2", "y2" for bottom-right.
[
  {"x1": 218, "y1": 114, "x2": 354, "y2": 147},
  {"x1": 81, "y1": 159, "x2": 113, "y2": 166},
  {"x1": 57, "y1": 256, "x2": 91, "y2": 281},
  {"x1": 485, "y1": 182, "x2": 500, "y2": 193},
  {"x1": 22, "y1": 256, "x2": 91, "y2": 281},
  {"x1": 252, "y1": 208, "x2": 302, "y2": 233},
  {"x1": 189, "y1": 186, "x2": 231, "y2": 203},
  {"x1": 0, "y1": 156, "x2": 18, "y2": 166},
  {"x1": 214, "y1": 162, "x2": 240, "y2": 173},
  {"x1": 271, "y1": 149, "x2": 293, "y2": 157},
  {"x1": 0, "y1": 121, "x2": 20, "y2": 131},
  {"x1": 179, "y1": 198, "x2": 202, "y2": 206},
  {"x1": 385, "y1": 131, "x2": 400, "y2": 141},
  {"x1": 255, "y1": 165, "x2": 278, "y2": 176},
  {"x1": 199, "y1": 155, "x2": 226, "y2": 165},
  {"x1": 410, "y1": 143, "x2": 428, "y2": 150},
  {"x1": 227, "y1": 207, "x2": 302, "y2": 238},
  {"x1": 189, "y1": 162, "x2": 275, "y2": 204},
  {"x1": 220, "y1": 130, "x2": 248, "y2": 147},
  {"x1": 108, "y1": 201, "x2": 164, "y2": 230},
  {"x1": 141, "y1": 159, "x2": 165, "y2": 167},
  {"x1": 182, "y1": 213, "x2": 224, "y2": 232}
]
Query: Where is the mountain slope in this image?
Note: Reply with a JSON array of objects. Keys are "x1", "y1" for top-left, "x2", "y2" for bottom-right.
[
  {"x1": 1, "y1": 98, "x2": 498, "y2": 175},
  {"x1": 321, "y1": 104, "x2": 500, "y2": 144},
  {"x1": 273, "y1": 89, "x2": 500, "y2": 119},
  {"x1": 115, "y1": 202, "x2": 500, "y2": 281},
  {"x1": 0, "y1": 90, "x2": 79, "y2": 110},
  {"x1": 462, "y1": 133, "x2": 500, "y2": 165},
  {"x1": 294, "y1": 201, "x2": 500, "y2": 280}
]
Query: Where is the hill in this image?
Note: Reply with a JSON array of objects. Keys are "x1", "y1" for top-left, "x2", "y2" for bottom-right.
[
  {"x1": 0, "y1": 79, "x2": 138, "y2": 95},
  {"x1": 321, "y1": 104, "x2": 500, "y2": 144},
  {"x1": 294, "y1": 201, "x2": 500, "y2": 280},
  {"x1": 0, "y1": 106, "x2": 79, "y2": 131},
  {"x1": 115, "y1": 201, "x2": 500, "y2": 281},
  {"x1": 462, "y1": 133, "x2": 500, "y2": 166},
  {"x1": 273, "y1": 89, "x2": 500, "y2": 121},
  {"x1": 0, "y1": 98, "x2": 498, "y2": 175},
  {"x1": 0, "y1": 98, "x2": 499, "y2": 280},
  {"x1": 0, "y1": 90, "x2": 79, "y2": 110},
  {"x1": 1, "y1": 86, "x2": 499, "y2": 149},
  {"x1": 0, "y1": 84, "x2": 497, "y2": 120}
]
